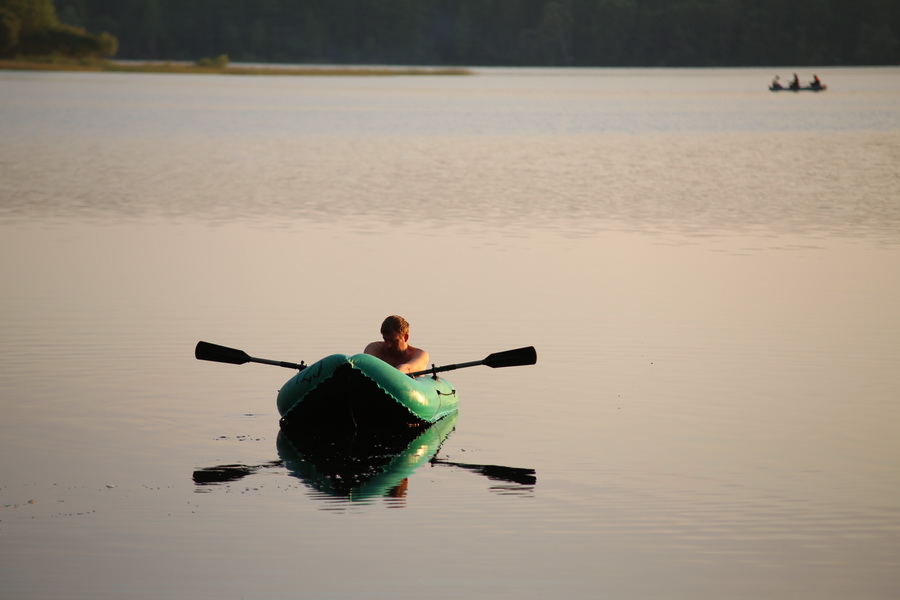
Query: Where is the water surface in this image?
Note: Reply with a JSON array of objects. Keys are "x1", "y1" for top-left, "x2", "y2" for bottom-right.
[{"x1": 1, "y1": 67, "x2": 899, "y2": 599}]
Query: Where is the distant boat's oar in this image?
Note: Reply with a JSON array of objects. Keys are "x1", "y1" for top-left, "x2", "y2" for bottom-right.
[
  {"x1": 409, "y1": 346, "x2": 537, "y2": 377},
  {"x1": 195, "y1": 341, "x2": 306, "y2": 370}
]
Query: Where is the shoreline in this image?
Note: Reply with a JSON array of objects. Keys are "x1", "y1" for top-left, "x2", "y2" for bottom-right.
[{"x1": 0, "y1": 58, "x2": 472, "y2": 76}]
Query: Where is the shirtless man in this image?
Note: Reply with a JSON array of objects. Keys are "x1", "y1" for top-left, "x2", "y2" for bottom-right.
[{"x1": 364, "y1": 315, "x2": 430, "y2": 375}]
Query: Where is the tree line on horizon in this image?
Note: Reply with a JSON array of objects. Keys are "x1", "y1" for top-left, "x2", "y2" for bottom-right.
[
  {"x1": 0, "y1": 0, "x2": 116, "y2": 58},
  {"x1": 10, "y1": 0, "x2": 900, "y2": 67}
]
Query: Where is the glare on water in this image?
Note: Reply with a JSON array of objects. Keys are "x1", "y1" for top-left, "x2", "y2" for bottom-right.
[{"x1": 1, "y1": 67, "x2": 899, "y2": 600}]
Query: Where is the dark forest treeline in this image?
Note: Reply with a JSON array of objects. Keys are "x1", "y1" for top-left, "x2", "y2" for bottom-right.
[
  {"x1": 55, "y1": 0, "x2": 899, "y2": 67},
  {"x1": 1, "y1": 0, "x2": 116, "y2": 58}
]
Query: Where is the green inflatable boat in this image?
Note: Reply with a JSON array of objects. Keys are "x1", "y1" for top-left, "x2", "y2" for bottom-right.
[
  {"x1": 195, "y1": 341, "x2": 534, "y2": 432},
  {"x1": 277, "y1": 353, "x2": 459, "y2": 432}
]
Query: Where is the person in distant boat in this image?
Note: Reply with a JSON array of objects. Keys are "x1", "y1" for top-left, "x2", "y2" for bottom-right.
[
  {"x1": 364, "y1": 315, "x2": 430, "y2": 375},
  {"x1": 810, "y1": 74, "x2": 822, "y2": 89},
  {"x1": 790, "y1": 73, "x2": 800, "y2": 90},
  {"x1": 771, "y1": 75, "x2": 783, "y2": 89}
]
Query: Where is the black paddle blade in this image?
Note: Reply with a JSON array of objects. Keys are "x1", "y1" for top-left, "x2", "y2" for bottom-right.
[
  {"x1": 483, "y1": 346, "x2": 537, "y2": 368},
  {"x1": 195, "y1": 341, "x2": 252, "y2": 365}
]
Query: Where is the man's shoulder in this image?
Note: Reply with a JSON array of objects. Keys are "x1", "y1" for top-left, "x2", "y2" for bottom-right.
[
  {"x1": 410, "y1": 346, "x2": 429, "y2": 363},
  {"x1": 364, "y1": 341, "x2": 387, "y2": 357}
]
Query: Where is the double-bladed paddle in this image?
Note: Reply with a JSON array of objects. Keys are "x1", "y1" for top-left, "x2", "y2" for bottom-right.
[
  {"x1": 408, "y1": 346, "x2": 537, "y2": 377},
  {"x1": 194, "y1": 341, "x2": 307, "y2": 370},
  {"x1": 195, "y1": 341, "x2": 536, "y2": 376}
]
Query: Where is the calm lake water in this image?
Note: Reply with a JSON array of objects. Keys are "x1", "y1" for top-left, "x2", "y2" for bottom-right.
[{"x1": 2, "y1": 66, "x2": 899, "y2": 599}]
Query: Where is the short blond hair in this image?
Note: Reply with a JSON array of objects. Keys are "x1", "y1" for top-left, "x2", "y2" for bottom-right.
[{"x1": 380, "y1": 315, "x2": 409, "y2": 337}]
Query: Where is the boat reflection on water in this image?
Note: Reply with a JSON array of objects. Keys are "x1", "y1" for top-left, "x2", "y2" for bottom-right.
[
  {"x1": 193, "y1": 413, "x2": 537, "y2": 505},
  {"x1": 278, "y1": 412, "x2": 460, "y2": 503}
]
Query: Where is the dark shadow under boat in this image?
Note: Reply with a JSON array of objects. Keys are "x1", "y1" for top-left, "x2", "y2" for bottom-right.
[
  {"x1": 277, "y1": 412, "x2": 459, "y2": 502},
  {"x1": 193, "y1": 412, "x2": 537, "y2": 503},
  {"x1": 192, "y1": 415, "x2": 458, "y2": 500}
]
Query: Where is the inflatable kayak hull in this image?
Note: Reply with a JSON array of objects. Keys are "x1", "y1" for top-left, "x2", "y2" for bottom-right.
[{"x1": 277, "y1": 353, "x2": 458, "y2": 432}]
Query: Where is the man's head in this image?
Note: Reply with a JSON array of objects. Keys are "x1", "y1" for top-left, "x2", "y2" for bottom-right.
[
  {"x1": 380, "y1": 315, "x2": 410, "y2": 337},
  {"x1": 380, "y1": 315, "x2": 410, "y2": 352}
]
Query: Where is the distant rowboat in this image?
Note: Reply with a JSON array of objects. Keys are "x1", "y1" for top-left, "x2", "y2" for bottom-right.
[{"x1": 769, "y1": 83, "x2": 827, "y2": 92}]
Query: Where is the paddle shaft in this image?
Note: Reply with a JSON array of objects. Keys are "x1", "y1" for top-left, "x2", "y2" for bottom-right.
[
  {"x1": 409, "y1": 346, "x2": 536, "y2": 377},
  {"x1": 248, "y1": 356, "x2": 307, "y2": 370},
  {"x1": 411, "y1": 359, "x2": 485, "y2": 377},
  {"x1": 195, "y1": 341, "x2": 306, "y2": 370},
  {"x1": 196, "y1": 341, "x2": 535, "y2": 376}
]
